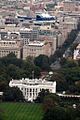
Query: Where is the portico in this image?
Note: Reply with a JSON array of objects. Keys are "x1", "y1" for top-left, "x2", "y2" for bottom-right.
[{"x1": 9, "y1": 78, "x2": 56, "y2": 101}]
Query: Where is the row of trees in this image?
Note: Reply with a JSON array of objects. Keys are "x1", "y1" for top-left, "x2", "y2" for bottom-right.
[
  {"x1": 49, "y1": 67, "x2": 80, "y2": 93},
  {"x1": 35, "y1": 89, "x2": 80, "y2": 120},
  {"x1": 0, "y1": 54, "x2": 50, "y2": 91},
  {"x1": 34, "y1": 89, "x2": 80, "y2": 120},
  {"x1": 43, "y1": 105, "x2": 80, "y2": 120},
  {"x1": 0, "y1": 53, "x2": 51, "y2": 103},
  {"x1": 2, "y1": 87, "x2": 24, "y2": 102},
  {"x1": 0, "y1": 53, "x2": 80, "y2": 95}
]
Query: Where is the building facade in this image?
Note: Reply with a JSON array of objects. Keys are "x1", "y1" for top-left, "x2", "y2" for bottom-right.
[
  {"x1": 63, "y1": 1, "x2": 80, "y2": 12},
  {"x1": 23, "y1": 40, "x2": 52, "y2": 59},
  {"x1": 0, "y1": 40, "x2": 22, "y2": 58},
  {"x1": 9, "y1": 78, "x2": 56, "y2": 101}
]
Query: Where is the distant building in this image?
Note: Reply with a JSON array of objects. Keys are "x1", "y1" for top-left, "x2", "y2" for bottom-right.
[
  {"x1": 20, "y1": 29, "x2": 38, "y2": 41},
  {"x1": 23, "y1": 40, "x2": 52, "y2": 59},
  {"x1": 0, "y1": 27, "x2": 39, "y2": 41},
  {"x1": 0, "y1": 40, "x2": 22, "y2": 58},
  {"x1": 74, "y1": 44, "x2": 80, "y2": 60},
  {"x1": 58, "y1": 16, "x2": 78, "y2": 45},
  {"x1": 63, "y1": 1, "x2": 80, "y2": 12},
  {"x1": 38, "y1": 29, "x2": 57, "y2": 54},
  {"x1": 9, "y1": 78, "x2": 56, "y2": 101},
  {"x1": 0, "y1": 92, "x2": 3, "y2": 100},
  {"x1": 0, "y1": 92, "x2": 3, "y2": 96}
]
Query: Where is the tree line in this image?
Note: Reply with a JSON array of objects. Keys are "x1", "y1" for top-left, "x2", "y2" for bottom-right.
[{"x1": 35, "y1": 89, "x2": 80, "y2": 120}]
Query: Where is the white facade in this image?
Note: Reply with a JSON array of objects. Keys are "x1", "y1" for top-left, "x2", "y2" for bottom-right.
[
  {"x1": 9, "y1": 78, "x2": 56, "y2": 101},
  {"x1": 0, "y1": 92, "x2": 3, "y2": 96},
  {"x1": 74, "y1": 50, "x2": 80, "y2": 60},
  {"x1": 74, "y1": 44, "x2": 80, "y2": 60}
]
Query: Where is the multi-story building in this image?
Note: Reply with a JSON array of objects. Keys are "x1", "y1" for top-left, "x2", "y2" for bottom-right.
[
  {"x1": 57, "y1": 16, "x2": 78, "y2": 46},
  {"x1": 0, "y1": 27, "x2": 38, "y2": 41},
  {"x1": 23, "y1": 39, "x2": 52, "y2": 59},
  {"x1": 63, "y1": 1, "x2": 80, "y2": 12},
  {"x1": 0, "y1": 40, "x2": 22, "y2": 58},
  {"x1": 38, "y1": 28, "x2": 57, "y2": 54},
  {"x1": 20, "y1": 29, "x2": 38, "y2": 41},
  {"x1": 9, "y1": 78, "x2": 56, "y2": 101}
]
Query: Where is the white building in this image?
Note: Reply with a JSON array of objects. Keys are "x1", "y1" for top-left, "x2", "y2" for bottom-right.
[
  {"x1": 74, "y1": 44, "x2": 80, "y2": 60},
  {"x1": 0, "y1": 92, "x2": 3, "y2": 96},
  {"x1": 9, "y1": 78, "x2": 56, "y2": 101}
]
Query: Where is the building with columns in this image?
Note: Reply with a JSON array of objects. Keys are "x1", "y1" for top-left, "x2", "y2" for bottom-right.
[{"x1": 9, "y1": 78, "x2": 56, "y2": 101}]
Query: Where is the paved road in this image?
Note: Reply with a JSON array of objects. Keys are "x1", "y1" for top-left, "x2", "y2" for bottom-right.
[{"x1": 51, "y1": 32, "x2": 80, "y2": 69}]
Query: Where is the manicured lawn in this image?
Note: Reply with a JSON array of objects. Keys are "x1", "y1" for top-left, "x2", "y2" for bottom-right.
[{"x1": 0, "y1": 102, "x2": 43, "y2": 120}]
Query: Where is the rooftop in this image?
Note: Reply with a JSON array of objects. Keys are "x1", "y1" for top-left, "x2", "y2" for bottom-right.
[
  {"x1": 27, "y1": 41, "x2": 45, "y2": 46},
  {"x1": 9, "y1": 78, "x2": 56, "y2": 86}
]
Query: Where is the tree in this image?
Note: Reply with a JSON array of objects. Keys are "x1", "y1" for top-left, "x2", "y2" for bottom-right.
[
  {"x1": 0, "y1": 54, "x2": 42, "y2": 92},
  {"x1": 43, "y1": 94, "x2": 60, "y2": 112},
  {"x1": 60, "y1": 58, "x2": 78, "y2": 68},
  {"x1": 75, "y1": 81, "x2": 80, "y2": 93},
  {"x1": 78, "y1": 60, "x2": 80, "y2": 66},
  {"x1": 22, "y1": 56, "x2": 41, "y2": 78},
  {"x1": 2, "y1": 87, "x2": 24, "y2": 102},
  {"x1": 34, "y1": 55, "x2": 50, "y2": 71},
  {"x1": 35, "y1": 89, "x2": 49, "y2": 103},
  {"x1": 0, "y1": 80, "x2": 8, "y2": 91},
  {"x1": 33, "y1": 66, "x2": 41, "y2": 78},
  {"x1": 42, "y1": 106, "x2": 69, "y2": 120},
  {"x1": 50, "y1": 72, "x2": 68, "y2": 91},
  {"x1": 6, "y1": 64, "x2": 25, "y2": 79},
  {"x1": 7, "y1": 52, "x2": 16, "y2": 58},
  {"x1": 61, "y1": 67, "x2": 80, "y2": 83},
  {"x1": 0, "y1": 53, "x2": 23, "y2": 68},
  {"x1": 42, "y1": 106, "x2": 80, "y2": 120}
]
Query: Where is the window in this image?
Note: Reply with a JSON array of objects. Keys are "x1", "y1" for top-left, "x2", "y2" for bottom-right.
[
  {"x1": 36, "y1": 88, "x2": 37, "y2": 92},
  {"x1": 27, "y1": 88, "x2": 28, "y2": 92},
  {"x1": 40, "y1": 89, "x2": 42, "y2": 91},
  {"x1": 21, "y1": 88, "x2": 23, "y2": 90},
  {"x1": 30, "y1": 93, "x2": 32, "y2": 97},
  {"x1": 30, "y1": 89, "x2": 32, "y2": 92},
  {"x1": 33, "y1": 89, "x2": 34, "y2": 92}
]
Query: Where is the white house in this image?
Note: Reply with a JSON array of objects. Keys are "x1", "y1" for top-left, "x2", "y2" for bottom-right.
[{"x1": 9, "y1": 78, "x2": 56, "y2": 101}]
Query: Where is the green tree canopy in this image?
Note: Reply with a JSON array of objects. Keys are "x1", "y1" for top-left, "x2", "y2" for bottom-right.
[
  {"x1": 35, "y1": 89, "x2": 49, "y2": 103},
  {"x1": 2, "y1": 87, "x2": 24, "y2": 102},
  {"x1": 34, "y1": 55, "x2": 50, "y2": 71}
]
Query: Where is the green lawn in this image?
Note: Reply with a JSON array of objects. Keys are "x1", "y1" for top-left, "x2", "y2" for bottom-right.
[{"x1": 0, "y1": 102, "x2": 43, "y2": 120}]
